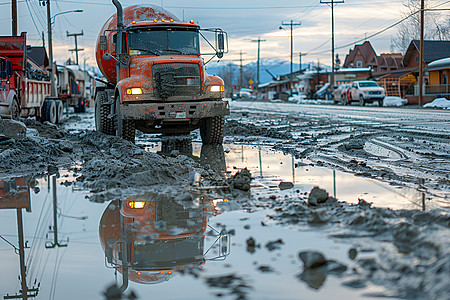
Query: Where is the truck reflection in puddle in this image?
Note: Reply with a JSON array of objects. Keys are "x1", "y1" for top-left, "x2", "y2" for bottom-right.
[
  {"x1": 0, "y1": 177, "x2": 40, "y2": 299},
  {"x1": 99, "y1": 191, "x2": 230, "y2": 291}
]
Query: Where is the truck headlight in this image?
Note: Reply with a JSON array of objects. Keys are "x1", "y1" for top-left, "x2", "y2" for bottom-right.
[
  {"x1": 126, "y1": 88, "x2": 143, "y2": 95},
  {"x1": 127, "y1": 201, "x2": 145, "y2": 209},
  {"x1": 210, "y1": 85, "x2": 224, "y2": 92}
]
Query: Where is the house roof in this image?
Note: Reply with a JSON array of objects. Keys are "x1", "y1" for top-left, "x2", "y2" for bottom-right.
[
  {"x1": 26, "y1": 46, "x2": 48, "y2": 69},
  {"x1": 403, "y1": 40, "x2": 450, "y2": 66},
  {"x1": 343, "y1": 41, "x2": 377, "y2": 67},
  {"x1": 427, "y1": 57, "x2": 450, "y2": 71}
]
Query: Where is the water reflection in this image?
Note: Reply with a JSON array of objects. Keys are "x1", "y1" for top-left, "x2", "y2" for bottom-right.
[
  {"x1": 99, "y1": 192, "x2": 230, "y2": 291},
  {"x1": 0, "y1": 177, "x2": 39, "y2": 299},
  {"x1": 157, "y1": 137, "x2": 227, "y2": 175}
]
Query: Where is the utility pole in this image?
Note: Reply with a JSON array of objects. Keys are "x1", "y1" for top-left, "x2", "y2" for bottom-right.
[
  {"x1": 45, "y1": 176, "x2": 68, "y2": 249},
  {"x1": 239, "y1": 51, "x2": 246, "y2": 88},
  {"x1": 252, "y1": 38, "x2": 266, "y2": 91},
  {"x1": 321, "y1": 0, "x2": 344, "y2": 91},
  {"x1": 418, "y1": 0, "x2": 425, "y2": 107},
  {"x1": 42, "y1": 0, "x2": 57, "y2": 97},
  {"x1": 280, "y1": 20, "x2": 301, "y2": 95},
  {"x1": 12, "y1": 0, "x2": 17, "y2": 36},
  {"x1": 67, "y1": 30, "x2": 84, "y2": 65},
  {"x1": 299, "y1": 52, "x2": 302, "y2": 73}
]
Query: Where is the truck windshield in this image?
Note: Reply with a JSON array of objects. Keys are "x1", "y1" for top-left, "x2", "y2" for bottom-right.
[
  {"x1": 128, "y1": 28, "x2": 200, "y2": 56},
  {"x1": 359, "y1": 82, "x2": 379, "y2": 87}
]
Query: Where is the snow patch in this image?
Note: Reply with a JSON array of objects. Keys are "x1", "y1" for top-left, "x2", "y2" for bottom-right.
[
  {"x1": 423, "y1": 97, "x2": 450, "y2": 109},
  {"x1": 383, "y1": 96, "x2": 408, "y2": 107}
]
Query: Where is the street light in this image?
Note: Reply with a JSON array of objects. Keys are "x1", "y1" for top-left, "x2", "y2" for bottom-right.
[
  {"x1": 42, "y1": 0, "x2": 83, "y2": 96},
  {"x1": 51, "y1": 10, "x2": 83, "y2": 25}
]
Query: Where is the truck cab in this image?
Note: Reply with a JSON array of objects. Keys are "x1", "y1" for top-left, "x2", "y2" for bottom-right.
[
  {"x1": 350, "y1": 80, "x2": 386, "y2": 106},
  {"x1": 95, "y1": 4, "x2": 229, "y2": 144}
]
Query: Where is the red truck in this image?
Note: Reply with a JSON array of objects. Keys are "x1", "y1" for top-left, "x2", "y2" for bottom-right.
[
  {"x1": 95, "y1": 2, "x2": 229, "y2": 143},
  {"x1": 0, "y1": 33, "x2": 63, "y2": 124}
]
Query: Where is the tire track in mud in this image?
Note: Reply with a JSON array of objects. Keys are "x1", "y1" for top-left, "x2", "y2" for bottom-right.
[{"x1": 226, "y1": 105, "x2": 450, "y2": 201}]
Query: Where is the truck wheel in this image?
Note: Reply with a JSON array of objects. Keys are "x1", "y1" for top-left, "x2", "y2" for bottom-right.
[
  {"x1": 11, "y1": 99, "x2": 20, "y2": 120},
  {"x1": 41, "y1": 99, "x2": 57, "y2": 123},
  {"x1": 55, "y1": 100, "x2": 64, "y2": 124},
  {"x1": 378, "y1": 99, "x2": 383, "y2": 107},
  {"x1": 95, "y1": 92, "x2": 114, "y2": 135},
  {"x1": 115, "y1": 97, "x2": 135, "y2": 143},
  {"x1": 359, "y1": 95, "x2": 365, "y2": 106},
  {"x1": 200, "y1": 144, "x2": 226, "y2": 174},
  {"x1": 200, "y1": 116, "x2": 224, "y2": 145}
]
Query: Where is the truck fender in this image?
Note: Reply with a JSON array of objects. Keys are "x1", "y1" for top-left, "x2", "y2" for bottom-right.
[
  {"x1": 3, "y1": 90, "x2": 17, "y2": 106},
  {"x1": 0, "y1": 91, "x2": 20, "y2": 118}
]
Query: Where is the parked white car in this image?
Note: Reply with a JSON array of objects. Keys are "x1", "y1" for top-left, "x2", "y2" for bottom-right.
[{"x1": 349, "y1": 81, "x2": 385, "y2": 106}]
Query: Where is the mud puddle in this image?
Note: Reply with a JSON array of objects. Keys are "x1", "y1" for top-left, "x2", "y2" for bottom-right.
[
  {"x1": 142, "y1": 140, "x2": 442, "y2": 211},
  {"x1": 0, "y1": 174, "x2": 394, "y2": 299}
]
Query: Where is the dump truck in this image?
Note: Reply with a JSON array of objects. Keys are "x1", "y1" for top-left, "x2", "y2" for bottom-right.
[
  {"x1": 0, "y1": 32, "x2": 63, "y2": 123},
  {"x1": 95, "y1": 1, "x2": 229, "y2": 143}
]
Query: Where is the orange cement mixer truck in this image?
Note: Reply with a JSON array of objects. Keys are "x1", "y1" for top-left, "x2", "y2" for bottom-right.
[{"x1": 95, "y1": 1, "x2": 229, "y2": 143}]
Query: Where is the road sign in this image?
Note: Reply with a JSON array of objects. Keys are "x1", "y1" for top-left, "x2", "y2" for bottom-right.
[{"x1": 249, "y1": 79, "x2": 254, "y2": 85}]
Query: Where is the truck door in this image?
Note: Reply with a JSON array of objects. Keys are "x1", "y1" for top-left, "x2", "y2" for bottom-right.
[
  {"x1": 0, "y1": 58, "x2": 8, "y2": 103},
  {"x1": 351, "y1": 82, "x2": 357, "y2": 100}
]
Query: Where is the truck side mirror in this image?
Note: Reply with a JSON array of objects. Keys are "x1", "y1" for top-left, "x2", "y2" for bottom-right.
[
  {"x1": 100, "y1": 35, "x2": 107, "y2": 51},
  {"x1": 6, "y1": 60, "x2": 13, "y2": 77},
  {"x1": 0, "y1": 71, "x2": 5, "y2": 80},
  {"x1": 217, "y1": 32, "x2": 225, "y2": 51},
  {"x1": 216, "y1": 31, "x2": 227, "y2": 59}
]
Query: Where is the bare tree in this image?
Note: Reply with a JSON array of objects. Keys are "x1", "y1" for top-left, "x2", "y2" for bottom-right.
[{"x1": 395, "y1": 0, "x2": 450, "y2": 53}]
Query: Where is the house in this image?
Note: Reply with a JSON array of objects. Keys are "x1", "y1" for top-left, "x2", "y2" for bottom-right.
[
  {"x1": 368, "y1": 53, "x2": 404, "y2": 76},
  {"x1": 343, "y1": 41, "x2": 377, "y2": 68},
  {"x1": 402, "y1": 40, "x2": 450, "y2": 104}
]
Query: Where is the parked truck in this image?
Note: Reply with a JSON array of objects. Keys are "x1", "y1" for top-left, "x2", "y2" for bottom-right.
[
  {"x1": 0, "y1": 32, "x2": 63, "y2": 123},
  {"x1": 95, "y1": 2, "x2": 229, "y2": 143}
]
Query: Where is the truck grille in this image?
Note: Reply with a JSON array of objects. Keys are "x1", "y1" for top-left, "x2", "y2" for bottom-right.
[
  {"x1": 369, "y1": 91, "x2": 381, "y2": 95},
  {"x1": 153, "y1": 63, "x2": 201, "y2": 99}
]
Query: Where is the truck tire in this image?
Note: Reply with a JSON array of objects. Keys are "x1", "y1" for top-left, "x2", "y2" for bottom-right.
[
  {"x1": 95, "y1": 92, "x2": 114, "y2": 135},
  {"x1": 200, "y1": 144, "x2": 226, "y2": 173},
  {"x1": 55, "y1": 100, "x2": 63, "y2": 124},
  {"x1": 41, "y1": 99, "x2": 57, "y2": 124},
  {"x1": 200, "y1": 116, "x2": 224, "y2": 145},
  {"x1": 10, "y1": 99, "x2": 20, "y2": 120},
  {"x1": 115, "y1": 97, "x2": 135, "y2": 143},
  {"x1": 359, "y1": 95, "x2": 366, "y2": 106},
  {"x1": 378, "y1": 99, "x2": 383, "y2": 107}
]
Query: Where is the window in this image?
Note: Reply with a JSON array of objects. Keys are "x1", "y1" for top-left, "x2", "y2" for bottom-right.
[
  {"x1": 356, "y1": 61, "x2": 363, "y2": 67},
  {"x1": 359, "y1": 82, "x2": 379, "y2": 87},
  {"x1": 443, "y1": 74, "x2": 448, "y2": 85},
  {"x1": 128, "y1": 27, "x2": 200, "y2": 56}
]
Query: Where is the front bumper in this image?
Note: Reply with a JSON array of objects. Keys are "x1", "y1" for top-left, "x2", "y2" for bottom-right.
[{"x1": 120, "y1": 100, "x2": 230, "y2": 121}]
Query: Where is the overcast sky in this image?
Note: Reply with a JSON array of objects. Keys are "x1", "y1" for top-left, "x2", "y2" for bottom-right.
[{"x1": 0, "y1": 0, "x2": 448, "y2": 71}]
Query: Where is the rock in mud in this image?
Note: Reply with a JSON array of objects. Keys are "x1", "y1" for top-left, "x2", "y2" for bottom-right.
[
  {"x1": 228, "y1": 168, "x2": 252, "y2": 191},
  {"x1": 279, "y1": 181, "x2": 294, "y2": 190},
  {"x1": 0, "y1": 118, "x2": 26, "y2": 140},
  {"x1": 58, "y1": 140, "x2": 73, "y2": 152},
  {"x1": 308, "y1": 187, "x2": 329, "y2": 206},
  {"x1": 299, "y1": 251, "x2": 327, "y2": 269},
  {"x1": 265, "y1": 239, "x2": 284, "y2": 251}
]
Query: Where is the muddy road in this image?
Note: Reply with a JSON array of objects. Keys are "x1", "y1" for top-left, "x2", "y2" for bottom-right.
[{"x1": 0, "y1": 102, "x2": 449, "y2": 299}]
